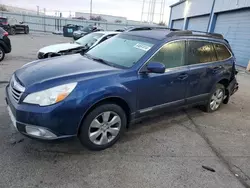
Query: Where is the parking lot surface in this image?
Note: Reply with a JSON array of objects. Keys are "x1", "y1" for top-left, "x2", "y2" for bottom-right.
[{"x1": 0, "y1": 33, "x2": 250, "y2": 188}]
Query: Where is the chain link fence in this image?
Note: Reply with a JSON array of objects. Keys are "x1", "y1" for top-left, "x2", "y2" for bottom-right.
[{"x1": 0, "y1": 11, "x2": 152, "y2": 33}]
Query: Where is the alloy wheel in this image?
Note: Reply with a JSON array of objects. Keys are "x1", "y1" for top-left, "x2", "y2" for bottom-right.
[
  {"x1": 210, "y1": 88, "x2": 224, "y2": 111},
  {"x1": 88, "y1": 111, "x2": 121, "y2": 145}
]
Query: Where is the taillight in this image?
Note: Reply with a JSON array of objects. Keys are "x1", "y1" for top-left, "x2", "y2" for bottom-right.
[
  {"x1": 3, "y1": 32, "x2": 8, "y2": 36},
  {"x1": 2, "y1": 22, "x2": 8, "y2": 25}
]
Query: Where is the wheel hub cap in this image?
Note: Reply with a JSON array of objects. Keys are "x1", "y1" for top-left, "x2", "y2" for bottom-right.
[
  {"x1": 210, "y1": 88, "x2": 224, "y2": 110},
  {"x1": 88, "y1": 111, "x2": 121, "y2": 145}
]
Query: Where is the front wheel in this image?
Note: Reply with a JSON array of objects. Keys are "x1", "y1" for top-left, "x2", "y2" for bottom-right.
[
  {"x1": 79, "y1": 104, "x2": 127, "y2": 150},
  {"x1": 203, "y1": 84, "x2": 225, "y2": 112},
  {"x1": 24, "y1": 27, "x2": 29, "y2": 34}
]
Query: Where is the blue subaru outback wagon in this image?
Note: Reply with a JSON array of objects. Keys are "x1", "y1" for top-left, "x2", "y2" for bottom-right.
[{"x1": 6, "y1": 29, "x2": 238, "y2": 150}]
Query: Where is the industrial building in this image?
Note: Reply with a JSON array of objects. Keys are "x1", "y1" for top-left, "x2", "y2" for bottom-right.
[{"x1": 168, "y1": 0, "x2": 250, "y2": 67}]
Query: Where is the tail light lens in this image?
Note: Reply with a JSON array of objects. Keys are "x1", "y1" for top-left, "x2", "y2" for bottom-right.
[
  {"x1": 3, "y1": 32, "x2": 8, "y2": 36},
  {"x1": 1, "y1": 22, "x2": 8, "y2": 25}
]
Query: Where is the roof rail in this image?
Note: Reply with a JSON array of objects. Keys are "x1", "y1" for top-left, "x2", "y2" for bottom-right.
[
  {"x1": 167, "y1": 29, "x2": 224, "y2": 39},
  {"x1": 167, "y1": 30, "x2": 192, "y2": 37}
]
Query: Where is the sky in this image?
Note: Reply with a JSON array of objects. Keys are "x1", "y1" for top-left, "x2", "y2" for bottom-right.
[{"x1": 1, "y1": 0, "x2": 178, "y2": 22}]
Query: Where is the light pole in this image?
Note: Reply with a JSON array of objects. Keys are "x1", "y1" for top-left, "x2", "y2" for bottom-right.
[
  {"x1": 141, "y1": 0, "x2": 145, "y2": 22},
  {"x1": 90, "y1": 0, "x2": 93, "y2": 19}
]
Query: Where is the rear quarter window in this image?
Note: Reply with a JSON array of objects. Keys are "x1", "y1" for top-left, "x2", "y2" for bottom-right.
[{"x1": 213, "y1": 43, "x2": 231, "y2": 61}]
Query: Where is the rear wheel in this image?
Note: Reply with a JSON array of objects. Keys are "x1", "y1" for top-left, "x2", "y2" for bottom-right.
[
  {"x1": 79, "y1": 103, "x2": 127, "y2": 150},
  {"x1": 203, "y1": 84, "x2": 225, "y2": 112},
  {"x1": 10, "y1": 27, "x2": 16, "y2": 35},
  {"x1": 0, "y1": 46, "x2": 5, "y2": 62}
]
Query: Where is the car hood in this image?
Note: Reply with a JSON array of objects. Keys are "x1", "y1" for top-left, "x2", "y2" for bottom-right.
[
  {"x1": 15, "y1": 54, "x2": 119, "y2": 88},
  {"x1": 39, "y1": 42, "x2": 82, "y2": 53}
]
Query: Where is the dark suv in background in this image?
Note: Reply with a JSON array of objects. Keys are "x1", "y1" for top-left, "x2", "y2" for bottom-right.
[
  {"x1": 0, "y1": 27, "x2": 11, "y2": 61},
  {"x1": 0, "y1": 17, "x2": 29, "y2": 35},
  {"x1": 6, "y1": 29, "x2": 238, "y2": 150}
]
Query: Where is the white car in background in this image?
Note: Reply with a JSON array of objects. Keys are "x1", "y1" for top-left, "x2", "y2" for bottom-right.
[{"x1": 37, "y1": 31, "x2": 120, "y2": 59}]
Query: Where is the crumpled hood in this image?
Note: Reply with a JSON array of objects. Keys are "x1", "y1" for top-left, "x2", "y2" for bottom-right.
[
  {"x1": 39, "y1": 42, "x2": 82, "y2": 53},
  {"x1": 73, "y1": 31, "x2": 87, "y2": 35},
  {"x1": 15, "y1": 54, "x2": 119, "y2": 88}
]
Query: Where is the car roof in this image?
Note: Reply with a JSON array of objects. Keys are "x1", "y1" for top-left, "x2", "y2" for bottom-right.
[
  {"x1": 121, "y1": 29, "x2": 226, "y2": 43},
  {"x1": 123, "y1": 30, "x2": 171, "y2": 40}
]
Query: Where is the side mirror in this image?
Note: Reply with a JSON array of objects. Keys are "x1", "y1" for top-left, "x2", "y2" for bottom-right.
[{"x1": 146, "y1": 62, "x2": 165, "y2": 74}]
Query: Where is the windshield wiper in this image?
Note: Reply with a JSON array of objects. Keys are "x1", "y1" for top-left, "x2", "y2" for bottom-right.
[
  {"x1": 92, "y1": 57, "x2": 111, "y2": 65},
  {"x1": 83, "y1": 54, "x2": 93, "y2": 59},
  {"x1": 84, "y1": 54, "x2": 115, "y2": 67}
]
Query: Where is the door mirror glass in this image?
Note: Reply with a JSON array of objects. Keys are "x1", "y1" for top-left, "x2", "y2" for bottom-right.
[{"x1": 147, "y1": 62, "x2": 165, "y2": 73}]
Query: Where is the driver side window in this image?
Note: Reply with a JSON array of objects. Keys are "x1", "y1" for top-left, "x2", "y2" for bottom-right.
[{"x1": 149, "y1": 41, "x2": 186, "y2": 69}]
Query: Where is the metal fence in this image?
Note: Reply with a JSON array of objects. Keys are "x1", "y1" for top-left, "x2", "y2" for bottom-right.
[{"x1": 0, "y1": 11, "x2": 151, "y2": 32}]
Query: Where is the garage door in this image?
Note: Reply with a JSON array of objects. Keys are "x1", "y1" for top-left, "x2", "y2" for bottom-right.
[
  {"x1": 214, "y1": 9, "x2": 250, "y2": 67},
  {"x1": 187, "y1": 15, "x2": 209, "y2": 31},
  {"x1": 172, "y1": 19, "x2": 184, "y2": 29}
]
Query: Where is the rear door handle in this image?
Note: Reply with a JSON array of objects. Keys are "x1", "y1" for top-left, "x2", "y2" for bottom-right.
[
  {"x1": 177, "y1": 73, "x2": 189, "y2": 80},
  {"x1": 212, "y1": 66, "x2": 223, "y2": 73}
]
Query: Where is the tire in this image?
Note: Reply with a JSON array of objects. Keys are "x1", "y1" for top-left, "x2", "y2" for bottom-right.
[
  {"x1": 10, "y1": 27, "x2": 16, "y2": 35},
  {"x1": 203, "y1": 83, "x2": 225, "y2": 112},
  {"x1": 79, "y1": 103, "x2": 127, "y2": 150},
  {"x1": 0, "y1": 46, "x2": 5, "y2": 62},
  {"x1": 24, "y1": 27, "x2": 29, "y2": 34}
]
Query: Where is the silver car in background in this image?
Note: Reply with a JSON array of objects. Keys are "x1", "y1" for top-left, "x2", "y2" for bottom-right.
[{"x1": 37, "y1": 31, "x2": 120, "y2": 59}]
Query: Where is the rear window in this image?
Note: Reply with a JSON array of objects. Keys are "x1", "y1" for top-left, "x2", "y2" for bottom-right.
[
  {"x1": 187, "y1": 41, "x2": 217, "y2": 65},
  {"x1": 0, "y1": 18, "x2": 7, "y2": 23},
  {"x1": 214, "y1": 43, "x2": 231, "y2": 61}
]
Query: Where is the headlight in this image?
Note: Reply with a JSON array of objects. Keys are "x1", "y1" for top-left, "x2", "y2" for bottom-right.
[{"x1": 23, "y1": 83, "x2": 77, "y2": 106}]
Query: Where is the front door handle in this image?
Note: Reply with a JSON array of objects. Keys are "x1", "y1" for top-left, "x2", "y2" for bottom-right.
[{"x1": 177, "y1": 73, "x2": 189, "y2": 80}]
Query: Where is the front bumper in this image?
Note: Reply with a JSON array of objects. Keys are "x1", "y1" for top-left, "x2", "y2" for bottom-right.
[{"x1": 5, "y1": 85, "x2": 82, "y2": 140}]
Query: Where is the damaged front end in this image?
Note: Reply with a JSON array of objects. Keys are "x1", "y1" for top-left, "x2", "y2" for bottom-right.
[{"x1": 38, "y1": 47, "x2": 88, "y2": 59}]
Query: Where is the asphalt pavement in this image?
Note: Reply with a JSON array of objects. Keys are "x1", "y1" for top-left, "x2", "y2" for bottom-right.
[{"x1": 0, "y1": 33, "x2": 249, "y2": 188}]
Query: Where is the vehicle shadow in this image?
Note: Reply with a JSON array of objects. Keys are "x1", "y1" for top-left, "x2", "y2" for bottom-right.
[{"x1": 21, "y1": 107, "x2": 206, "y2": 157}]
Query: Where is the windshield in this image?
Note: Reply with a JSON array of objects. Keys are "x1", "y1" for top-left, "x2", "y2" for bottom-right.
[
  {"x1": 75, "y1": 32, "x2": 104, "y2": 47},
  {"x1": 81, "y1": 26, "x2": 93, "y2": 32},
  {"x1": 85, "y1": 35, "x2": 155, "y2": 68}
]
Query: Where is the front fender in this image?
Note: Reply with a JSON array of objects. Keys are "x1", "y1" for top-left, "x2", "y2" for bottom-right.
[
  {"x1": 77, "y1": 84, "x2": 135, "y2": 113},
  {"x1": 73, "y1": 84, "x2": 135, "y2": 132}
]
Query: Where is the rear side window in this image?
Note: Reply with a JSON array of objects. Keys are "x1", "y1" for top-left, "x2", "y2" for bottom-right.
[
  {"x1": 214, "y1": 43, "x2": 231, "y2": 61},
  {"x1": 187, "y1": 41, "x2": 217, "y2": 65},
  {"x1": 149, "y1": 41, "x2": 185, "y2": 69}
]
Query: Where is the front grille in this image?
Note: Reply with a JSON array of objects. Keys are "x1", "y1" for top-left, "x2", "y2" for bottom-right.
[{"x1": 9, "y1": 75, "x2": 25, "y2": 103}]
